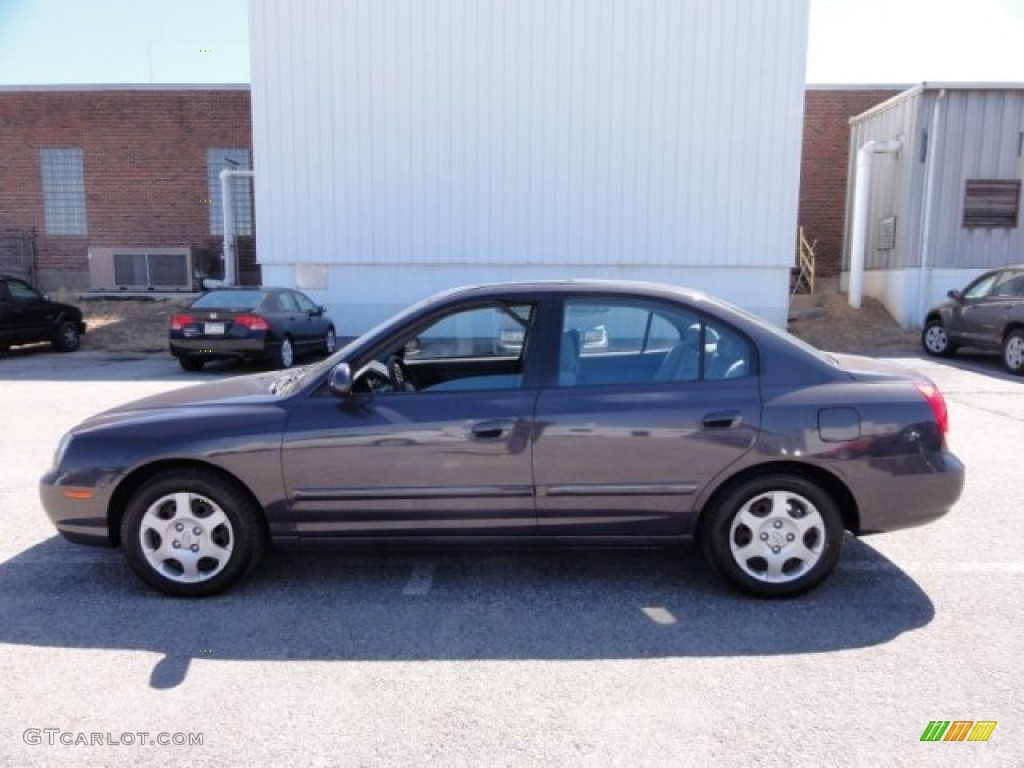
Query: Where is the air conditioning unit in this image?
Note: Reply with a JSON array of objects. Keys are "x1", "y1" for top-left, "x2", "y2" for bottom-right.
[{"x1": 88, "y1": 247, "x2": 200, "y2": 291}]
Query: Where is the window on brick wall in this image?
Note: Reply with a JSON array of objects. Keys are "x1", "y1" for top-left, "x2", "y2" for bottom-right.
[
  {"x1": 963, "y1": 180, "x2": 1020, "y2": 229},
  {"x1": 40, "y1": 148, "x2": 87, "y2": 236},
  {"x1": 207, "y1": 148, "x2": 253, "y2": 236}
]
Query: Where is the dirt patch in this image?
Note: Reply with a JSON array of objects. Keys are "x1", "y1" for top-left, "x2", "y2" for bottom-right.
[
  {"x1": 787, "y1": 293, "x2": 920, "y2": 356},
  {"x1": 76, "y1": 297, "x2": 190, "y2": 354}
]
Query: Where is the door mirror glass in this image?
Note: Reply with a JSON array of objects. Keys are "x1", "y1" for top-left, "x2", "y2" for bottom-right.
[{"x1": 328, "y1": 362, "x2": 353, "y2": 396}]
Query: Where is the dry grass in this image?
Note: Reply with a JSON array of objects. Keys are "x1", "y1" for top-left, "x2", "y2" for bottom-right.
[
  {"x1": 788, "y1": 293, "x2": 920, "y2": 356},
  {"x1": 73, "y1": 296, "x2": 191, "y2": 354}
]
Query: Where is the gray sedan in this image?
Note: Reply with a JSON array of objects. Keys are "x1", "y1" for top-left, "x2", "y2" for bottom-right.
[
  {"x1": 41, "y1": 281, "x2": 964, "y2": 598},
  {"x1": 922, "y1": 265, "x2": 1024, "y2": 374}
]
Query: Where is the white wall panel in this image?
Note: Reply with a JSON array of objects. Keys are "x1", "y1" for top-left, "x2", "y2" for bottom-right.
[{"x1": 250, "y1": 0, "x2": 809, "y2": 328}]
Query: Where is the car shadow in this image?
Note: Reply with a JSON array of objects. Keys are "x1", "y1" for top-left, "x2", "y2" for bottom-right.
[
  {"x1": 921, "y1": 350, "x2": 1024, "y2": 383},
  {"x1": 0, "y1": 349, "x2": 341, "y2": 383},
  {"x1": 1, "y1": 536, "x2": 933, "y2": 689}
]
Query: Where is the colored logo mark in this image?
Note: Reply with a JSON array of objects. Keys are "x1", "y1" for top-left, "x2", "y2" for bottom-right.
[{"x1": 920, "y1": 720, "x2": 997, "y2": 742}]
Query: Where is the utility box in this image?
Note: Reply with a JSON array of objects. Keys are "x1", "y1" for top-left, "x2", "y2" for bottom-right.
[{"x1": 87, "y1": 246, "x2": 201, "y2": 291}]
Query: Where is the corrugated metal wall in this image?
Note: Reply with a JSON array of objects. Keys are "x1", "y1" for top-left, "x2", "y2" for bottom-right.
[
  {"x1": 847, "y1": 87, "x2": 1024, "y2": 273},
  {"x1": 845, "y1": 88, "x2": 923, "y2": 271},
  {"x1": 250, "y1": 0, "x2": 808, "y2": 274},
  {"x1": 926, "y1": 89, "x2": 1024, "y2": 270}
]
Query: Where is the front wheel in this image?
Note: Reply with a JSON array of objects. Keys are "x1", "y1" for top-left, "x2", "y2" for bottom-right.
[
  {"x1": 1003, "y1": 329, "x2": 1024, "y2": 375},
  {"x1": 921, "y1": 319, "x2": 956, "y2": 358},
  {"x1": 120, "y1": 469, "x2": 266, "y2": 597},
  {"x1": 701, "y1": 474, "x2": 844, "y2": 598},
  {"x1": 52, "y1": 320, "x2": 81, "y2": 352}
]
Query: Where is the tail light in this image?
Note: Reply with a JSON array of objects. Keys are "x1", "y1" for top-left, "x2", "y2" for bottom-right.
[
  {"x1": 170, "y1": 314, "x2": 194, "y2": 330},
  {"x1": 915, "y1": 383, "x2": 949, "y2": 436},
  {"x1": 234, "y1": 315, "x2": 270, "y2": 332}
]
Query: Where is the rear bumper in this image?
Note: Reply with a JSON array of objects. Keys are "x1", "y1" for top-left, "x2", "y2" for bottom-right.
[
  {"x1": 170, "y1": 338, "x2": 269, "y2": 361},
  {"x1": 852, "y1": 450, "x2": 965, "y2": 534}
]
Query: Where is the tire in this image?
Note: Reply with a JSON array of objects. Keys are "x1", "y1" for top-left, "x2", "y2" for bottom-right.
[
  {"x1": 120, "y1": 469, "x2": 266, "y2": 597},
  {"x1": 51, "y1": 320, "x2": 81, "y2": 353},
  {"x1": 1002, "y1": 329, "x2": 1024, "y2": 375},
  {"x1": 273, "y1": 335, "x2": 295, "y2": 369},
  {"x1": 701, "y1": 474, "x2": 844, "y2": 598},
  {"x1": 921, "y1": 319, "x2": 956, "y2": 358},
  {"x1": 323, "y1": 326, "x2": 337, "y2": 355},
  {"x1": 178, "y1": 356, "x2": 204, "y2": 372}
]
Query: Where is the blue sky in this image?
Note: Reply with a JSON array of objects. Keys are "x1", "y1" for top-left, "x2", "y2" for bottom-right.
[{"x1": 1, "y1": 0, "x2": 1023, "y2": 85}]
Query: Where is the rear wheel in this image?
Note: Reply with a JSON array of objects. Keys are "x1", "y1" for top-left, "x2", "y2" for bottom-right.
[
  {"x1": 120, "y1": 469, "x2": 266, "y2": 597},
  {"x1": 701, "y1": 474, "x2": 844, "y2": 598},
  {"x1": 1003, "y1": 329, "x2": 1024, "y2": 375},
  {"x1": 323, "y1": 326, "x2": 337, "y2": 355},
  {"x1": 921, "y1": 319, "x2": 956, "y2": 358},
  {"x1": 178, "y1": 356, "x2": 204, "y2": 372},
  {"x1": 51, "y1": 320, "x2": 81, "y2": 352},
  {"x1": 273, "y1": 335, "x2": 295, "y2": 369}
]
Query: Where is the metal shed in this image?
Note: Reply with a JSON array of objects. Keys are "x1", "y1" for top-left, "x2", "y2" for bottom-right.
[
  {"x1": 843, "y1": 83, "x2": 1024, "y2": 328},
  {"x1": 248, "y1": 0, "x2": 810, "y2": 333}
]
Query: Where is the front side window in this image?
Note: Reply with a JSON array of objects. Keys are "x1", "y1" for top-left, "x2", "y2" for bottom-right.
[
  {"x1": 6, "y1": 278, "x2": 41, "y2": 301},
  {"x1": 40, "y1": 148, "x2": 87, "y2": 236},
  {"x1": 963, "y1": 272, "x2": 1001, "y2": 300},
  {"x1": 355, "y1": 303, "x2": 535, "y2": 394}
]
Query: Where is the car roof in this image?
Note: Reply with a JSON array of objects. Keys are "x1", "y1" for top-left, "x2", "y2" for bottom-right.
[{"x1": 436, "y1": 279, "x2": 712, "y2": 303}]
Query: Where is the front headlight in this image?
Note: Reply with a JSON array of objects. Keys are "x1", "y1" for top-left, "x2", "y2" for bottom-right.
[{"x1": 52, "y1": 432, "x2": 73, "y2": 471}]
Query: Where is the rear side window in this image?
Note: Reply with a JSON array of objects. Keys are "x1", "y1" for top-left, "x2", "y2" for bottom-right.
[
  {"x1": 704, "y1": 321, "x2": 753, "y2": 380},
  {"x1": 557, "y1": 298, "x2": 755, "y2": 387}
]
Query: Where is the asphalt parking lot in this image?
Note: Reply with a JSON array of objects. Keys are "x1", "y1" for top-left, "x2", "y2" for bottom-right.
[{"x1": 1, "y1": 348, "x2": 1022, "y2": 767}]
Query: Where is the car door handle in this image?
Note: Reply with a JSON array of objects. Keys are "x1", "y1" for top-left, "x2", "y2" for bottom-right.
[
  {"x1": 470, "y1": 420, "x2": 515, "y2": 441},
  {"x1": 702, "y1": 411, "x2": 743, "y2": 429}
]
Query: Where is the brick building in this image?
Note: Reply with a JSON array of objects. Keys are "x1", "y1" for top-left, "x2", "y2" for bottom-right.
[
  {"x1": 798, "y1": 85, "x2": 905, "y2": 279},
  {"x1": 2, "y1": 82, "x2": 903, "y2": 295},
  {"x1": 0, "y1": 85, "x2": 255, "y2": 292}
]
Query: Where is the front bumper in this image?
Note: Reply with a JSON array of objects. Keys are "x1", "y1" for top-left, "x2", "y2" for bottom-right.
[{"x1": 39, "y1": 468, "x2": 114, "y2": 547}]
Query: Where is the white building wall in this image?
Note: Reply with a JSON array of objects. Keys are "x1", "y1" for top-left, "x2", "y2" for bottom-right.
[{"x1": 249, "y1": 0, "x2": 809, "y2": 332}]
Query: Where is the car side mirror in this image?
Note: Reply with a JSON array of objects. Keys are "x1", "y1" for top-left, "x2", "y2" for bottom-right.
[
  {"x1": 947, "y1": 289, "x2": 963, "y2": 302},
  {"x1": 328, "y1": 362, "x2": 353, "y2": 396}
]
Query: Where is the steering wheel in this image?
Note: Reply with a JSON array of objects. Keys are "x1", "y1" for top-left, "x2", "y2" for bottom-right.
[{"x1": 386, "y1": 355, "x2": 417, "y2": 391}]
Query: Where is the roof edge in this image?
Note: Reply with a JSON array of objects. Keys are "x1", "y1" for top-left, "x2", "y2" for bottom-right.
[
  {"x1": 0, "y1": 83, "x2": 250, "y2": 92},
  {"x1": 850, "y1": 81, "x2": 1024, "y2": 124}
]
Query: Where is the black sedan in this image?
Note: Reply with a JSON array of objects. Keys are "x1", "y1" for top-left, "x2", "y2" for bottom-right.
[
  {"x1": 922, "y1": 265, "x2": 1024, "y2": 374},
  {"x1": 0, "y1": 275, "x2": 86, "y2": 354},
  {"x1": 169, "y1": 287, "x2": 336, "y2": 371},
  {"x1": 42, "y1": 281, "x2": 964, "y2": 598}
]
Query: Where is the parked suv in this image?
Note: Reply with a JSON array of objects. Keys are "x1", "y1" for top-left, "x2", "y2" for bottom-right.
[
  {"x1": 922, "y1": 266, "x2": 1024, "y2": 374},
  {"x1": 0, "y1": 276, "x2": 86, "y2": 354}
]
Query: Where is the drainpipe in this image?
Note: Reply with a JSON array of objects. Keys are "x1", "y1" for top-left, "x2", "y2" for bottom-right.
[
  {"x1": 916, "y1": 89, "x2": 946, "y2": 326},
  {"x1": 849, "y1": 139, "x2": 902, "y2": 308},
  {"x1": 219, "y1": 168, "x2": 255, "y2": 286}
]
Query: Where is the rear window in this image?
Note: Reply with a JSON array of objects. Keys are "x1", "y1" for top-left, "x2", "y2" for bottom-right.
[{"x1": 191, "y1": 290, "x2": 265, "y2": 311}]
